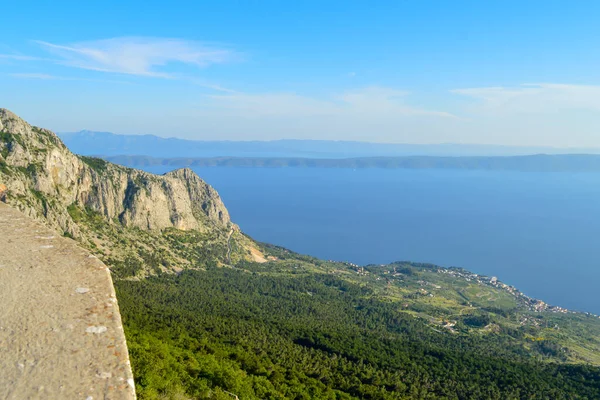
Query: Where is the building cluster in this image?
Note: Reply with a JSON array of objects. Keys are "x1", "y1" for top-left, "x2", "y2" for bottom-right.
[
  {"x1": 339, "y1": 262, "x2": 599, "y2": 319},
  {"x1": 438, "y1": 268, "x2": 576, "y2": 315}
]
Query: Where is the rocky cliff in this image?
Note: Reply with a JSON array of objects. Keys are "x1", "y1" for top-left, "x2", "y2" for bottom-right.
[
  {"x1": 0, "y1": 108, "x2": 231, "y2": 237},
  {"x1": 0, "y1": 108, "x2": 263, "y2": 275}
]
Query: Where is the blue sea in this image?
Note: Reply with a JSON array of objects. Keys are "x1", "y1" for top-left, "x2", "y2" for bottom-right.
[{"x1": 142, "y1": 166, "x2": 600, "y2": 314}]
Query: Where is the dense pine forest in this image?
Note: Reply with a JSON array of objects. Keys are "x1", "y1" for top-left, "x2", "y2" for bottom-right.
[{"x1": 115, "y1": 261, "x2": 600, "y2": 399}]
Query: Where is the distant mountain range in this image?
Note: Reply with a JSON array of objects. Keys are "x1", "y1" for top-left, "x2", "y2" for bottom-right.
[{"x1": 58, "y1": 130, "x2": 600, "y2": 158}]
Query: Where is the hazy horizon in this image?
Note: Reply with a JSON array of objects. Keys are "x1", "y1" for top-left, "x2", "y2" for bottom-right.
[{"x1": 56, "y1": 129, "x2": 600, "y2": 151}]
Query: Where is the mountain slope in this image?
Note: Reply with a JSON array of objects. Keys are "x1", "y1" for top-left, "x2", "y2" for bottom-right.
[{"x1": 1, "y1": 109, "x2": 230, "y2": 233}]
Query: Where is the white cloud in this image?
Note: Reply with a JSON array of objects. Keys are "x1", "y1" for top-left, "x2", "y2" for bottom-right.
[
  {"x1": 448, "y1": 83, "x2": 600, "y2": 147},
  {"x1": 205, "y1": 92, "x2": 339, "y2": 117},
  {"x1": 338, "y1": 87, "x2": 457, "y2": 118},
  {"x1": 452, "y1": 83, "x2": 600, "y2": 114},
  {"x1": 34, "y1": 37, "x2": 238, "y2": 78},
  {"x1": 187, "y1": 78, "x2": 239, "y2": 93},
  {"x1": 9, "y1": 72, "x2": 134, "y2": 85},
  {"x1": 10, "y1": 73, "x2": 58, "y2": 80},
  {"x1": 162, "y1": 86, "x2": 461, "y2": 143},
  {"x1": 0, "y1": 54, "x2": 44, "y2": 61},
  {"x1": 205, "y1": 86, "x2": 458, "y2": 119}
]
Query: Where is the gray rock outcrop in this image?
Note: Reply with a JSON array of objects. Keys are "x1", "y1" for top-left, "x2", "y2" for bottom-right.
[{"x1": 0, "y1": 108, "x2": 231, "y2": 237}]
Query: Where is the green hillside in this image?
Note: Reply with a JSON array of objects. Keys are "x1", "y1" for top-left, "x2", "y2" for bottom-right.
[{"x1": 114, "y1": 242, "x2": 600, "y2": 399}]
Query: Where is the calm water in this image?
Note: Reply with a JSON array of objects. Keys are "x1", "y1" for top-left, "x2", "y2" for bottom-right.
[{"x1": 143, "y1": 166, "x2": 600, "y2": 314}]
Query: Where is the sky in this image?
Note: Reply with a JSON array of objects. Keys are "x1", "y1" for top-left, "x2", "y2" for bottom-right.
[{"x1": 1, "y1": 0, "x2": 600, "y2": 147}]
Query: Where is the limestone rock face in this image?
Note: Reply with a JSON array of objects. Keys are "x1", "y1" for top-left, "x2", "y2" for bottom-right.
[{"x1": 0, "y1": 108, "x2": 232, "y2": 236}]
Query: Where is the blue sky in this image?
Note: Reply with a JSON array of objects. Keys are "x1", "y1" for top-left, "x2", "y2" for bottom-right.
[{"x1": 2, "y1": 0, "x2": 600, "y2": 146}]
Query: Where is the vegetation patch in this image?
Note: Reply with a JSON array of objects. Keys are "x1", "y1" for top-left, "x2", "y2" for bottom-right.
[
  {"x1": 80, "y1": 155, "x2": 108, "y2": 173},
  {"x1": 0, "y1": 158, "x2": 9, "y2": 174},
  {"x1": 0, "y1": 131, "x2": 15, "y2": 159},
  {"x1": 67, "y1": 203, "x2": 85, "y2": 222},
  {"x1": 67, "y1": 203, "x2": 105, "y2": 226},
  {"x1": 108, "y1": 255, "x2": 146, "y2": 279},
  {"x1": 32, "y1": 126, "x2": 61, "y2": 147},
  {"x1": 30, "y1": 189, "x2": 48, "y2": 212}
]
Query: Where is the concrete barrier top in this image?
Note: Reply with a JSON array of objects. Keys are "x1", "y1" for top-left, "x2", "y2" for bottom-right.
[{"x1": 0, "y1": 203, "x2": 136, "y2": 400}]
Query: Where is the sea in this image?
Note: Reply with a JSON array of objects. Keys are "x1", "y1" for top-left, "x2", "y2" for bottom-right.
[{"x1": 141, "y1": 166, "x2": 600, "y2": 314}]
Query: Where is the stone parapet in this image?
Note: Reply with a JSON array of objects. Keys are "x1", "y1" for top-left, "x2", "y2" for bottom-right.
[{"x1": 0, "y1": 203, "x2": 135, "y2": 399}]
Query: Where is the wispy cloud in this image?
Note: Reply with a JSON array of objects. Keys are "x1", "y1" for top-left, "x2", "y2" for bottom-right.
[
  {"x1": 206, "y1": 86, "x2": 458, "y2": 119},
  {"x1": 34, "y1": 37, "x2": 238, "y2": 78},
  {"x1": 338, "y1": 87, "x2": 457, "y2": 118},
  {"x1": 172, "y1": 86, "x2": 460, "y2": 142},
  {"x1": 9, "y1": 72, "x2": 134, "y2": 85},
  {"x1": 446, "y1": 83, "x2": 600, "y2": 147},
  {"x1": 452, "y1": 83, "x2": 600, "y2": 113},
  {"x1": 10, "y1": 73, "x2": 58, "y2": 80},
  {"x1": 188, "y1": 78, "x2": 239, "y2": 93},
  {"x1": 0, "y1": 54, "x2": 46, "y2": 61}
]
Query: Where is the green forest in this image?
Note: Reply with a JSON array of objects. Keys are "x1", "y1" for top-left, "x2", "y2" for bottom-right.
[{"x1": 115, "y1": 262, "x2": 600, "y2": 399}]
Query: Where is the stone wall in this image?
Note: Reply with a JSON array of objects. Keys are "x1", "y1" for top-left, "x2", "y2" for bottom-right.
[{"x1": 0, "y1": 203, "x2": 135, "y2": 399}]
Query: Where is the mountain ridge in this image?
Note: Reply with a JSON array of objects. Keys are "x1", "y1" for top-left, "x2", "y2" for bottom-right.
[
  {"x1": 0, "y1": 108, "x2": 231, "y2": 234},
  {"x1": 58, "y1": 129, "x2": 600, "y2": 158}
]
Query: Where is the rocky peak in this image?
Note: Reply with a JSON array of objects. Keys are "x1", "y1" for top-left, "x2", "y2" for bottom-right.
[
  {"x1": 0, "y1": 108, "x2": 28, "y2": 133},
  {"x1": 0, "y1": 108, "x2": 64, "y2": 148},
  {"x1": 0, "y1": 108, "x2": 232, "y2": 236}
]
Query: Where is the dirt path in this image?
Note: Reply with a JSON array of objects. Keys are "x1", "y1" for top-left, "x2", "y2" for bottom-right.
[
  {"x1": 249, "y1": 246, "x2": 268, "y2": 263},
  {"x1": 0, "y1": 203, "x2": 135, "y2": 400}
]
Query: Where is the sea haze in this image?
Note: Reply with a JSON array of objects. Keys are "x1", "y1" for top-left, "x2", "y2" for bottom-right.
[{"x1": 140, "y1": 166, "x2": 600, "y2": 314}]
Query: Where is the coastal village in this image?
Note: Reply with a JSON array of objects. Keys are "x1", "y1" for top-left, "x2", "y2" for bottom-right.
[
  {"x1": 437, "y1": 267, "x2": 573, "y2": 314},
  {"x1": 334, "y1": 260, "x2": 600, "y2": 320}
]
